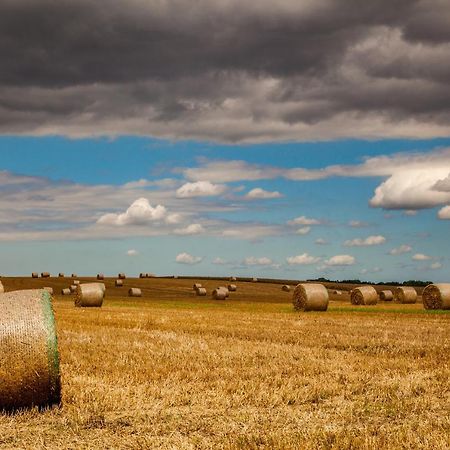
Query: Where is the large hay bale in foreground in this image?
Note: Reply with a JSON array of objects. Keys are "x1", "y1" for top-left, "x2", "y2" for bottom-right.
[
  {"x1": 193, "y1": 283, "x2": 202, "y2": 290},
  {"x1": 228, "y1": 284, "x2": 237, "y2": 292},
  {"x1": 32, "y1": 273, "x2": 38, "y2": 278},
  {"x1": 350, "y1": 286, "x2": 378, "y2": 305},
  {"x1": 422, "y1": 283, "x2": 450, "y2": 310},
  {"x1": 293, "y1": 284, "x2": 329, "y2": 311},
  {"x1": 282, "y1": 285, "x2": 291, "y2": 292},
  {"x1": 196, "y1": 288, "x2": 207, "y2": 296},
  {"x1": 118, "y1": 273, "x2": 126, "y2": 279},
  {"x1": 61, "y1": 288, "x2": 71, "y2": 295},
  {"x1": 75, "y1": 283, "x2": 104, "y2": 307},
  {"x1": 94, "y1": 282, "x2": 106, "y2": 293},
  {"x1": 128, "y1": 288, "x2": 142, "y2": 297},
  {"x1": 212, "y1": 288, "x2": 227, "y2": 300},
  {"x1": 41, "y1": 272, "x2": 50, "y2": 278},
  {"x1": 379, "y1": 290, "x2": 393, "y2": 301},
  {"x1": 97, "y1": 274, "x2": 104, "y2": 280},
  {"x1": 43, "y1": 287, "x2": 53, "y2": 295},
  {"x1": 395, "y1": 286, "x2": 417, "y2": 304},
  {"x1": 115, "y1": 279, "x2": 123, "y2": 287},
  {"x1": 0, "y1": 289, "x2": 61, "y2": 410}
]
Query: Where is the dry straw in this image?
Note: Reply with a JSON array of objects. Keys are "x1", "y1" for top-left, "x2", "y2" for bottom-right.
[
  {"x1": 61, "y1": 288, "x2": 71, "y2": 295},
  {"x1": 43, "y1": 287, "x2": 54, "y2": 295},
  {"x1": 293, "y1": 283, "x2": 329, "y2": 311},
  {"x1": 196, "y1": 287, "x2": 207, "y2": 296},
  {"x1": 97, "y1": 274, "x2": 104, "y2": 280},
  {"x1": 228, "y1": 284, "x2": 237, "y2": 292},
  {"x1": 379, "y1": 290, "x2": 393, "y2": 301},
  {"x1": 115, "y1": 279, "x2": 123, "y2": 287},
  {"x1": 128, "y1": 288, "x2": 142, "y2": 297},
  {"x1": 41, "y1": 272, "x2": 50, "y2": 278},
  {"x1": 282, "y1": 285, "x2": 291, "y2": 292},
  {"x1": 32, "y1": 273, "x2": 38, "y2": 278},
  {"x1": 193, "y1": 283, "x2": 202, "y2": 290},
  {"x1": 75, "y1": 283, "x2": 105, "y2": 307},
  {"x1": 395, "y1": 286, "x2": 417, "y2": 304},
  {"x1": 350, "y1": 286, "x2": 378, "y2": 305},
  {"x1": 0, "y1": 289, "x2": 61, "y2": 410},
  {"x1": 212, "y1": 288, "x2": 227, "y2": 300},
  {"x1": 118, "y1": 273, "x2": 126, "y2": 279},
  {"x1": 422, "y1": 283, "x2": 450, "y2": 310}
]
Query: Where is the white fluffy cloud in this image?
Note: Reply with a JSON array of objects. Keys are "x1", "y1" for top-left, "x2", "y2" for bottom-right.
[
  {"x1": 127, "y1": 249, "x2": 138, "y2": 256},
  {"x1": 349, "y1": 220, "x2": 369, "y2": 228},
  {"x1": 287, "y1": 216, "x2": 321, "y2": 226},
  {"x1": 174, "y1": 223, "x2": 205, "y2": 235},
  {"x1": 296, "y1": 226, "x2": 311, "y2": 235},
  {"x1": 243, "y1": 256, "x2": 273, "y2": 266},
  {"x1": 315, "y1": 238, "x2": 328, "y2": 245},
  {"x1": 412, "y1": 253, "x2": 432, "y2": 261},
  {"x1": 286, "y1": 253, "x2": 321, "y2": 265},
  {"x1": 245, "y1": 188, "x2": 282, "y2": 199},
  {"x1": 430, "y1": 262, "x2": 442, "y2": 270},
  {"x1": 324, "y1": 255, "x2": 356, "y2": 266},
  {"x1": 344, "y1": 235, "x2": 386, "y2": 247},
  {"x1": 438, "y1": 205, "x2": 450, "y2": 219},
  {"x1": 176, "y1": 181, "x2": 226, "y2": 198},
  {"x1": 389, "y1": 244, "x2": 412, "y2": 255},
  {"x1": 212, "y1": 257, "x2": 227, "y2": 265},
  {"x1": 175, "y1": 252, "x2": 203, "y2": 264}
]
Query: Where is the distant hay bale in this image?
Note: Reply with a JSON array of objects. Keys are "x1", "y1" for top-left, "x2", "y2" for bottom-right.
[
  {"x1": 229, "y1": 276, "x2": 237, "y2": 282},
  {"x1": 228, "y1": 284, "x2": 237, "y2": 292},
  {"x1": 139, "y1": 273, "x2": 146, "y2": 278},
  {"x1": 0, "y1": 289, "x2": 61, "y2": 410},
  {"x1": 350, "y1": 286, "x2": 378, "y2": 305},
  {"x1": 75, "y1": 283, "x2": 105, "y2": 307},
  {"x1": 73, "y1": 280, "x2": 80, "y2": 285},
  {"x1": 43, "y1": 287, "x2": 53, "y2": 295},
  {"x1": 252, "y1": 277, "x2": 258, "y2": 282},
  {"x1": 97, "y1": 274, "x2": 104, "y2": 280},
  {"x1": 118, "y1": 273, "x2": 126, "y2": 279},
  {"x1": 332, "y1": 290, "x2": 342, "y2": 295},
  {"x1": 61, "y1": 288, "x2": 71, "y2": 295},
  {"x1": 282, "y1": 285, "x2": 291, "y2": 292},
  {"x1": 293, "y1": 283, "x2": 329, "y2": 311},
  {"x1": 146, "y1": 273, "x2": 155, "y2": 278},
  {"x1": 395, "y1": 286, "x2": 417, "y2": 304},
  {"x1": 58, "y1": 273, "x2": 64, "y2": 278},
  {"x1": 71, "y1": 274, "x2": 77, "y2": 278},
  {"x1": 69, "y1": 285, "x2": 77, "y2": 293},
  {"x1": 379, "y1": 290, "x2": 393, "y2": 301},
  {"x1": 32, "y1": 273, "x2": 39, "y2": 278},
  {"x1": 218, "y1": 286, "x2": 229, "y2": 297},
  {"x1": 0, "y1": 281, "x2": 4, "y2": 294},
  {"x1": 41, "y1": 272, "x2": 50, "y2": 278},
  {"x1": 196, "y1": 288, "x2": 207, "y2": 296},
  {"x1": 128, "y1": 288, "x2": 142, "y2": 297},
  {"x1": 115, "y1": 279, "x2": 123, "y2": 287},
  {"x1": 212, "y1": 288, "x2": 227, "y2": 300},
  {"x1": 193, "y1": 283, "x2": 202, "y2": 290},
  {"x1": 173, "y1": 275, "x2": 178, "y2": 279},
  {"x1": 422, "y1": 283, "x2": 450, "y2": 310}
]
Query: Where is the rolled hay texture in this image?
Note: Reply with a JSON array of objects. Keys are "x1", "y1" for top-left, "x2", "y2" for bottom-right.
[
  {"x1": 379, "y1": 290, "x2": 394, "y2": 301},
  {"x1": 97, "y1": 274, "x2": 104, "y2": 280},
  {"x1": 350, "y1": 286, "x2": 378, "y2": 305},
  {"x1": 75, "y1": 283, "x2": 105, "y2": 307},
  {"x1": 118, "y1": 273, "x2": 126, "y2": 279},
  {"x1": 212, "y1": 288, "x2": 227, "y2": 300},
  {"x1": 94, "y1": 282, "x2": 106, "y2": 293},
  {"x1": 293, "y1": 283, "x2": 329, "y2": 311},
  {"x1": 422, "y1": 283, "x2": 450, "y2": 310},
  {"x1": 43, "y1": 287, "x2": 53, "y2": 295},
  {"x1": 41, "y1": 272, "x2": 50, "y2": 278},
  {"x1": 193, "y1": 283, "x2": 202, "y2": 290},
  {"x1": 69, "y1": 285, "x2": 77, "y2": 293},
  {"x1": 61, "y1": 288, "x2": 71, "y2": 295},
  {"x1": 395, "y1": 286, "x2": 417, "y2": 304},
  {"x1": 196, "y1": 287, "x2": 207, "y2": 296},
  {"x1": 228, "y1": 284, "x2": 237, "y2": 292},
  {"x1": 128, "y1": 288, "x2": 142, "y2": 297},
  {"x1": 32, "y1": 273, "x2": 38, "y2": 278},
  {"x1": 0, "y1": 289, "x2": 61, "y2": 410},
  {"x1": 58, "y1": 273, "x2": 64, "y2": 278},
  {"x1": 115, "y1": 279, "x2": 123, "y2": 287},
  {"x1": 282, "y1": 285, "x2": 291, "y2": 292}
]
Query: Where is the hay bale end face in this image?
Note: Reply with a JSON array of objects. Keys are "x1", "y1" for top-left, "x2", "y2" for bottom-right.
[
  {"x1": 97, "y1": 274, "x2": 104, "y2": 280},
  {"x1": 422, "y1": 283, "x2": 450, "y2": 310},
  {"x1": 196, "y1": 287, "x2": 207, "y2": 296},
  {"x1": 75, "y1": 283, "x2": 105, "y2": 307},
  {"x1": 43, "y1": 287, "x2": 54, "y2": 295},
  {"x1": 71, "y1": 274, "x2": 77, "y2": 278},
  {"x1": 0, "y1": 289, "x2": 61, "y2": 410},
  {"x1": 128, "y1": 288, "x2": 142, "y2": 297},
  {"x1": 395, "y1": 286, "x2": 417, "y2": 304},
  {"x1": 282, "y1": 285, "x2": 291, "y2": 292},
  {"x1": 212, "y1": 288, "x2": 227, "y2": 300},
  {"x1": 293, "y1": 283, "x2": 329, "y2": 311},
  {"x1": 58, "y1": 273, "x2": 65, "y2": 278},
  {"x1": 193, "y1": 283, "x2": 202, "y2": 290},
  {"x1": 61, "y1": 288, "x2": 71, "y2": 295},
  {"x1": 41, "y1": 272, "x2": 50, "y2": 278},
  {"x1": 32, "y1": 272, "x2": 39, "y2": 278},
  {"x1": 118, "y1": 273, "x2": 126, "y2": 279},
  {"x1": 379, "y1": 290, "x2": 394, "y2": 301},
  {"x1": 115, "y1": 279, "x2": 123, "y2": 287},
  {"x1": 228, "y1": 284, "x2": 237, "y2": 292},
  {"x1": 350, "y1": 286, "x2": 378, "y2": 305}
]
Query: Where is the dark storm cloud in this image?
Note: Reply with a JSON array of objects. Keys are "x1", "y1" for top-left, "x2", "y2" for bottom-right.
[{"x1": 0, "y1": 0, "x2": 449, "y2": 142}]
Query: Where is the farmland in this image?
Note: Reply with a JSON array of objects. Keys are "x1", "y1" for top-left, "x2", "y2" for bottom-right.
[{"x1": 0, "y1": 277, "x2": 449, "y2": 449}]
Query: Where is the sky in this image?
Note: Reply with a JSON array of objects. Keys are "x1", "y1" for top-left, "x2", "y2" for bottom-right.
[{"x1": 0, "y1": 0, "x2": 449, "y2": 281}]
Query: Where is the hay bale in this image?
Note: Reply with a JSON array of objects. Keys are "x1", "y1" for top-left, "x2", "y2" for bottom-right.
[
  {"x1": 75, "y1": 283, "x2": 105, "y2": 307},
  {"x1": 229, "y1": 276, "x2": 237, "y2": 282},
  {"x1": 193, "y1": 283, "x2": 202, "y2": 290},
  {"x1": 139, "y1": 273, "x2": 146, "y2": 278},
  {"x1": 61, "y1": 288, "x2": 71, "y2": 295},
  {"x1": 115, "y1": 279, "x2": 123, "y2": 287},
  {"x1": 196, "y1": 287, "x2": 207, "y2": 296},
  {"x1": 282, "y1": 285, "x2": 291, "y2": 292},
  {"x1": 332, "y1": 290, "x2": 342, "y2": 295},
  {"x1": 97, "y1": 274, "x2": 104, "y2": 280},
  {"x1": 379, "y1": 290, "x2": 393, "y2": 301},
  {"x1": 395, "y1": 286, "x2": 417, "y2": 304},
  {"x1": 73, "y1": 280, "x2": 80, "y2": 285},
  {"x1": 293, "y1": 283, "x2": 329, "y2": 311},
  {"x1": 212, "y1": 288, "x2": 227, "y2": 300},
  {"x1": 252, "y1": 277, "x2": 258, "y2": 282},
  {"x1": 422, "y1": 283, "x2": 450, "y2": 310},
  {"x1": 118, "y1": 273, "x2": 126, "y2": 279},
  {"x1": 71, "y1": 273, "x2": 77, "y2": 278},
  {"x1": 217, "y1": 286, "x2": 229, "y2": 297},
  {"x1": 0, "y1": 289, "x2": 61, "y2": 410},
  {"x1": 350, "y1": 286, "x2": 378, "y2": 305},
  {"x1": 128, "y1": 288, "x2": 142, "y2": 297},
  {"x1": 58, "y1": 273, "x2": 65, "y2": 278},
  {"x1": 32, "y1": 273, "x2": 39, "y2": 278},
  {"x1": 41, "y1": 272, "x2": 50, "y2": 278},
  {"x1": 43, "y1": 287, "x2": 53, "y2": 295},
  {"x1": 69, "y1": 285, "x2": 77, "y2": 293},
  {"x1": 94, "y1": 282, "x2": 106, "y2": 293},
  {"x1": 146, "y1": 273, "x2": 155, "y2": 278},
  {"x1": 228, "y1": 284, "x2": 237, "y2": 292}
]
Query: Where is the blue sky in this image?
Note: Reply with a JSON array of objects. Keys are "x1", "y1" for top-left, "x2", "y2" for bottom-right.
[{"x1": 0, "y1": 136, "x2": 448, "y2": 281}]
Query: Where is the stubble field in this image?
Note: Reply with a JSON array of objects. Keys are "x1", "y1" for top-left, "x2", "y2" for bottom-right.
[{"x1": 0, "y1": 277, "x2": 449, "y2": 449}]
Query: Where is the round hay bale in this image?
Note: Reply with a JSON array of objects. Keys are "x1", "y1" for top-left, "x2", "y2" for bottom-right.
[
  {"x1": 61, "y1": 288, "x2": 71, "y2": 295},
  {"x1": 41, "y1": 272, "x2": 50, "y2": 278},
  {"x1": 395, "y1": 286, "x2": 417, "y2": 304},
  {"x1": 75, "y1": 283, "x2": 104, "y2": 307},
  {"x1": 58, "y1": 273, "x2": 65, "y2": 278},
  {"x1": 73, "y1": 280, "x2": 80, "y2": 285},
  {"x1": 193, "y1": 283, "x2": 202, "y2": 290},
  {"x1": 128, "y1": 288, "x2": 142, "y2": 297},
  {"x1": 0, "y1": 289, "x2": 61, "y2": 410},
  {"x1": 196, "y1": 287, "x2": 207, "y2": 296},
  {"x1": 217, "y1": 286, "x2": 229, "y2": 297},
  {"x1": 32, "y1": 272, "x2": 39, "y2": 278},
  {"x1": 212, "y1": 288, "x2": 227, "y2": 300},
  {"x1": 228, "y1": 284, "x2": 237, "y2": 292},
  {"x1": 146, "y1": 273, "x2": 155, "y2": 278},
  {"x1": 350, "y1": 286, "x2": 378, "y2": 305},
  {"x1": 282, "y1": 285, "x2": 291, "y2": 292},
  {"x1": 229, "y1": 276, "x2": 237, "y2": 282},
  {"x1": 71, "y1": 274, "x2": 77, "y2": 278},
  {"x1": 252, "y1": 277, "x2": 258, "y2": 282},
  {"x1": 94, "y1": 282, "x2": 106, "y2": 293},
  {"x1": 118, "y1": 273, "x2": 126, "y2": 279},
  {"x1": 379, "y1": 290, "x2": 393, "y2": 301},
  {"x1": 422, "y1": 283, "x2": 450, "y2": 310},
  {"x1": 69, "y1": 285, "x2": 77, "y2": 293},
  {"x1": 139, "y1": 273, "x2": 146, "y2": 278},
  {"x1": 43, "y1": 287, "x2": 53, "y2": 295},
  {"x1": 97, "y1": 274, "x2": 104, "y2": 280},
  {"x1": 173, "y1": 275, "x2": 179, "y2": 279},
  {"x1": 115, "y1": 279, "x2": 123, "y2": 287},
  {"x1": 293, "y1": 284, "x2": 329, "y2": 311}
]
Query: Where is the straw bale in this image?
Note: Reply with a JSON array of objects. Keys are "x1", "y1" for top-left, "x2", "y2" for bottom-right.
[
  {"x1": 212, "y1": 288, "x2": 227, "y2": 300},
  {"x1": 69, "y1": 285, "x2": 77, "y2": 293},
  {"x1": 217, "y1": 286, "x2": 229, "y2": 297},
  {"x1": 97, "y1": 274, "x2": 104, "y2": 280},
  {"x1": 61, "y1": 288, "x2": 71, "y2": 295},
  {"x1": 115, "y1": 279, "x2": 123, "y2": 287},
  {"x1": 282, "y1": 285, "x2": 291, "y2": 292},
  {"x1": 422, "y1": 283, "x2": 450, "y2": 310},
  {"x1": 196, "y1": 288, "x2": 207, "y2": 296},
  {"x1": 75, "y1": 283, "x2": 104, "y2": 307},
  {"x1": 228, "y1": 284, "x2": 237, "y2": 292},
  {"x1": 229, "y1": 277, "x2": 237, "y2": 282},
  {"x1": 94, "y1": 282, "x2": 106, "y2": 293},
  {"x1": 350, "y1": 286, "x2": 378, "y2": 305},
  {"x1": 252, "y1": 277, "x2": 258, "y2": 282},
  {"x1": 41, "y1": 272, "x2": 50, "y2": 278},
  {"x1": 71, "y1": 274, "x2": 77, "y2": 278},
  {"x1": 32, "y1": 273, "x2": 39, "y2": 278},
  {"x1": 394, "y1": 286, "x2": 417, "y2": 304},
  {"x1": 0, "y1": 289, "x2": 61, "y2": 410},
  {"x1": 128, "y1": 288, "x2": 142, "y2": 297},
  {"x1": 43, "y1": 287, "x2": 53, "y2": 295},
  {"x1": 118, "y1": 273, "x2": 126, "y2": 279},
  {"x1": 139, "y1": 273, "x2": 146, "y2": 278},
  {"x1": 193, "y1": 283, "x2": 202, "y2": 290},
  {"x1": 73, "y1": 280, "x2": 80, "y2": 285},
  {"x1": 293, "y1": 283, "x2": 329, "y2": 311},
  {"x1": 379, "y1": 290, "x2": 393, "y2": 301},
  {"x1": 58, "y1": 273, "x2": 64, "y2": 278}
]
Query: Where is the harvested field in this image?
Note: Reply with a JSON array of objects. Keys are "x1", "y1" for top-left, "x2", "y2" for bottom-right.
[{"x1": 0, "y1": 276, "x2": 448, "y2": 449}]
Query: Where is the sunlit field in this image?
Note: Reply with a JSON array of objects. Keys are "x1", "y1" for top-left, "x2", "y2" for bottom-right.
[{"x1": 1, "y1": 277, "x2": 449, "y2": 449}]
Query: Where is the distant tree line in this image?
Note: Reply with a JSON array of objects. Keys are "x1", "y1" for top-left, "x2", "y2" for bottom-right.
[{"x1": 308, "y1": 277, "x2": 433, "y2": 287}]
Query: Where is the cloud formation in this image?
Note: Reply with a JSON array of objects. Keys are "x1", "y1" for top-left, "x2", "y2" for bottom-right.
[
  {"x1": 389, "y1": 244, "x2": 412, "y2": 255},
  {"x1": 244, "y1": 188, "x2": 282, "y2": 200},
  {"x1": 175, "y1": 252, "x2": 202, "y2": 264},
  {"x1": 176, "y1": 181, "x2": 226, "y2": 198},
  {"x1": 286, "y1": 253, "x2": 320, "y2": 265},
  {"x1": 324, "y1": 255, "x2": 356, "y2": 266},
  {"x1": 344, "y1": 235, "x2": 386, "y2": 247}
]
